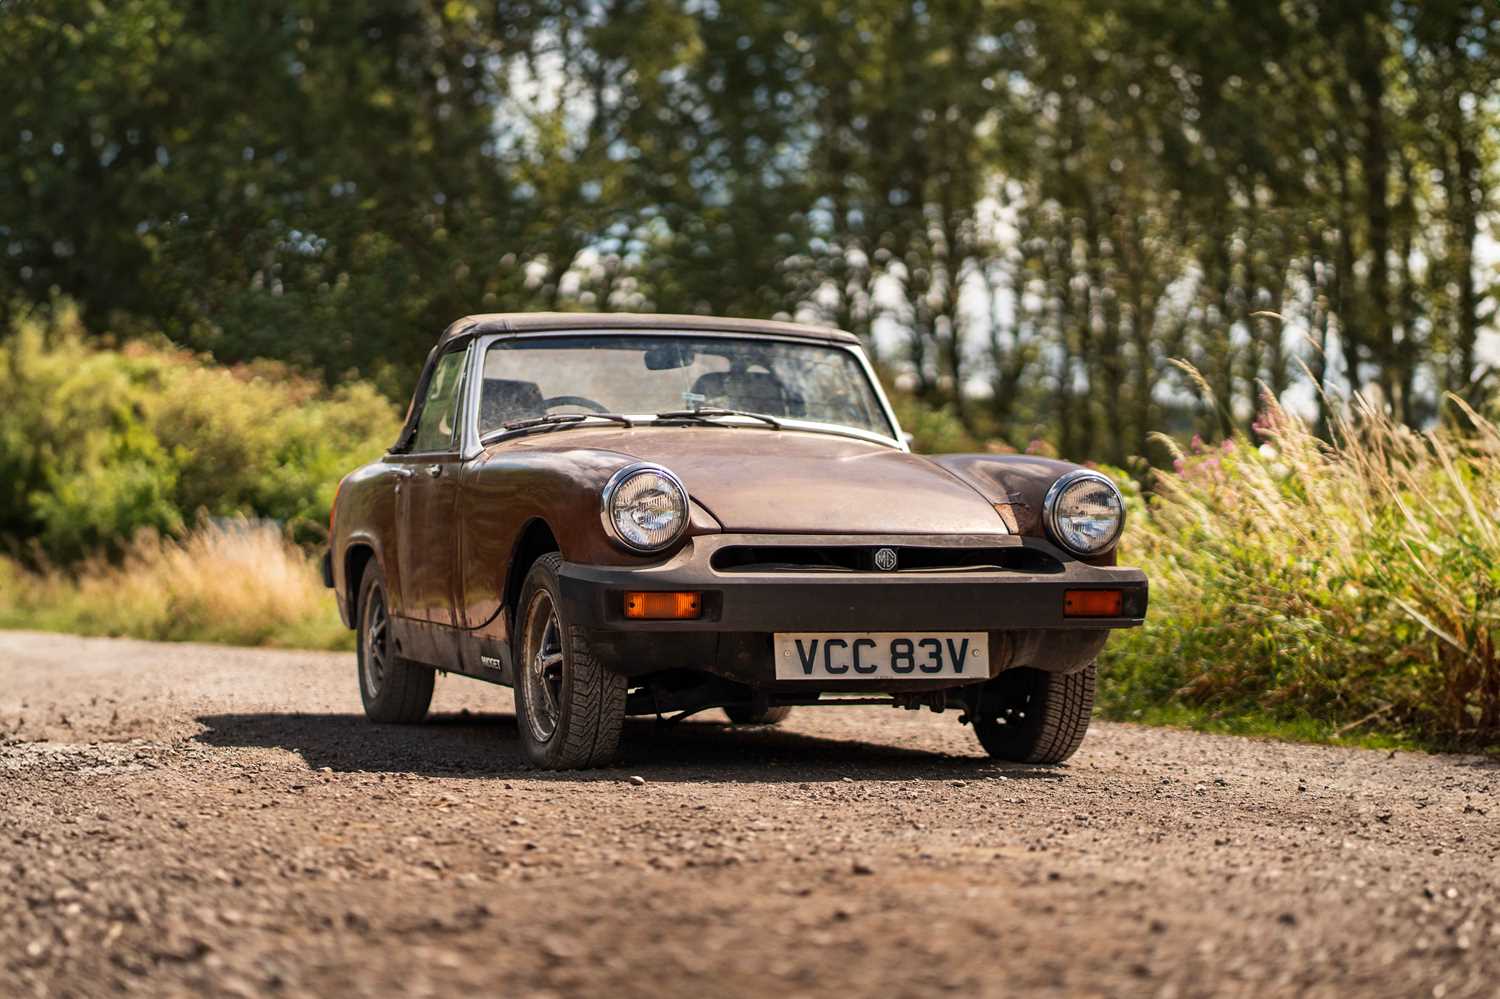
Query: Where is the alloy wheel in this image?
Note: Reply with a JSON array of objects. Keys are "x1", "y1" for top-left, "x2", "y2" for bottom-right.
[
  {"x1": 521, "y1": 589, "x2": 565, "y2": 743},
  {"x1": 362, "y1": 586, "x2": 389, "y2": 698}
]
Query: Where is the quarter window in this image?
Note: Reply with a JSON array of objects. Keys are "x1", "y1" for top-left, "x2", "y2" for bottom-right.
[{"x1": 411, "y1": 349, "x2": 468, "y2": 452}]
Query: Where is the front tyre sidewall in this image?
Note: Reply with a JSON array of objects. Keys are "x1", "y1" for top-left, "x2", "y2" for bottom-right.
[{"x1": 511, "y1": 553, "x2": 625, "y2": 770}]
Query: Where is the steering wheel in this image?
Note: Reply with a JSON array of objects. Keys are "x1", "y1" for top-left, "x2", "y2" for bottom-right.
[{"x1": 542, "y1": 395, "x2": 610, "y2": 414}]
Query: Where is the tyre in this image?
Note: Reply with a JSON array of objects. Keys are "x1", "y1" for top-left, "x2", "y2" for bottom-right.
[
  {"x1": 969, "y1": 662, "x2": 1095, "y2": 764},
  {"x1": 512, "y1": 553, "x2": 626, "y2": 769},
  {"x1": 356, "y1": 565, "x2": 435, "y2": 724},
  {"x1": 722, "y1": 704, "x2": 793, "y2": 725}
]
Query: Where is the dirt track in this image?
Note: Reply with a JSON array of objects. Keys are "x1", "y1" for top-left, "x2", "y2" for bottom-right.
[{"x1": 2, "y1": 630, "x2": 1497, "y2": 998}]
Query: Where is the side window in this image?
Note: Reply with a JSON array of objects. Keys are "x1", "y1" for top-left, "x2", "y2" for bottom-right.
[{"x1": 411, "y1": 349, "x2": 468, "y2": 452}]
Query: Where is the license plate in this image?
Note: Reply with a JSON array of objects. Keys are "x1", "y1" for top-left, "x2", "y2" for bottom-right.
[{"x1": 773, "y1": 632, "x2": 988, "y2": 680}]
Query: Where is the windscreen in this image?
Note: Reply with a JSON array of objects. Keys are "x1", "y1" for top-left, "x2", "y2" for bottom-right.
[{"x1": 478, "y1": 334, "x2": 894, "y2": 439}]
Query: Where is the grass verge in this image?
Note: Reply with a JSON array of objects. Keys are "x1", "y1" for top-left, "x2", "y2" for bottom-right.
[{"x1": 0, "y1": 519, "x2": 350, "y2": 651}]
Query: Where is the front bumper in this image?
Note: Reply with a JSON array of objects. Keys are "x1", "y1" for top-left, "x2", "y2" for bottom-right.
[{"x1": 557, "y1": 533, "x2": 1147, "y2": 688}]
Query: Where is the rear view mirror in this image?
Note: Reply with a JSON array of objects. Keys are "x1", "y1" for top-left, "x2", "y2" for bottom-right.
[{"x1": 644, "y1": 344, "x2": 695, "y2": 370}]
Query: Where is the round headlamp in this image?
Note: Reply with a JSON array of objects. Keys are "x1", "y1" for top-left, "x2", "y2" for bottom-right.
[
  {"x1": 602, "y1": 463, "x2": 689, "y2": 552},
  {"x1": 1043, "y1": 470, "x2": 1125, "y2": 556}
]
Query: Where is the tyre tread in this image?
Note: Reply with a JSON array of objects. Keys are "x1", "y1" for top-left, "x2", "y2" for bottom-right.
[
  {"x1": 973, "y1": 662, "x2": 1095, "y2": 764},
  {"x1": 515, "y1": 554, "x2": 626, "y2": 769}
]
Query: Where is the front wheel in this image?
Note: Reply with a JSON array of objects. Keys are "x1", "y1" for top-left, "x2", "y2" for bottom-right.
[
  {"x1": 968, "y1": 663, "x2": 1095, "y2": 764},
  {"x1": 512, "y1": 554, "x2": 627, "y2": 769},
  {"x1": 356, "y1": 565, "x2": 435, "y2": 724}
]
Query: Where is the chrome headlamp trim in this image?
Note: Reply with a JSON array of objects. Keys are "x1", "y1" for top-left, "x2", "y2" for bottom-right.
[
  {"x1": 1042, "y1": 469, "x2": 1125, "y2": 556},
  {"x1": 600, "y1": 462, "x2": 690, "y2": 553}
]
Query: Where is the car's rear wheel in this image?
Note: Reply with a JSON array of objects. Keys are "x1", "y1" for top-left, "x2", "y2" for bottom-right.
[
  {"x1": 723, "y1": 705, "x2": 793, "y2": 725},
  {"x1": 356, "y1": 565, "x2": 435, "y2": 724},
  {"x1": 512, "y1": 553, "x2": 626, "y2": 770},
  {"x1": 969, "y1": 662, "x2": 1095, "y2": 764}
]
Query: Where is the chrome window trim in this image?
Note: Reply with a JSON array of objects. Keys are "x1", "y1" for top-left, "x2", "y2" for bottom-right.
[
  {"x1": 470, "y1": 329, "x2": 906, "y2": 450},
  {"x1": 403, "y1": 342, "x2": 473, "y2": 457}
]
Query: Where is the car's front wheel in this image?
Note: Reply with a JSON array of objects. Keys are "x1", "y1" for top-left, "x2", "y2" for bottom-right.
[
  {"x1": 356, "y1": 565, "x2": 435, "y2": 724},
  {"x1": 968, "y1": 663, "x2": 1095, "y2": 764},
  {"x1": 512, "y1": 554, "x2": 626, "y2": 769}
]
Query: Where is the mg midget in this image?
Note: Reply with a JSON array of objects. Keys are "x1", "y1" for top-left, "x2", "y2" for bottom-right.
[{"x1": 325, "y1": 313, "x2": 1148, "y2": 769}]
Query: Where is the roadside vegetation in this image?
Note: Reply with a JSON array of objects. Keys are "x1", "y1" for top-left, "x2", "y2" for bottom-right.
[
  {"x1": 0, "y1": 519, "x2": 349, "y2": 651},
  {"x1": 0, "y1": 306, "x2": 399, "y2": 561},
  {"x1": 1100, "y1": 383, "x2": 1500, "y2": 751},
  {"x1": 0, "y1": 308, "x2": 393, "y2": 650}
]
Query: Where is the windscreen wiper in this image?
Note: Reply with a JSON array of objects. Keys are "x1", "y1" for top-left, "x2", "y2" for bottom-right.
[
  {"x1": 483, "y1": 412, "x2": 633, "y2": 443},
  {"x1": 654, "y1": 407, "x2": 782, "y2": 430}
]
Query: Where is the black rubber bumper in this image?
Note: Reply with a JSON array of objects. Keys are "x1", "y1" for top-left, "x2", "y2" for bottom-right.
[
  {"x1": 557, "y1": 535, "x2": 1148, "y2": 634},
  {"x1": 556, "y1": 534, "x2": 1145, "y2": 686}
]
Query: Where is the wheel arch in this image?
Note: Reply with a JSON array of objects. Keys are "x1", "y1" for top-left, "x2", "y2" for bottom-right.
[
  {"x1": 344, "y1": 542, "x2": 378, "y2": 626},
  {"x1": 504, "y1": 518, "x2": 561, "y2": 625}
]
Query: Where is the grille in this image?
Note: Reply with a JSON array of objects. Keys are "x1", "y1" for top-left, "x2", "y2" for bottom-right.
[{"x1": 709, "y1": 545, "x2": 1063, "y2": 574}]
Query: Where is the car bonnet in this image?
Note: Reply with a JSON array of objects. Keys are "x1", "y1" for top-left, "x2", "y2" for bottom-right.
[{"x1": 508, "y1": 426, "x2": 1008, "y2": 536}]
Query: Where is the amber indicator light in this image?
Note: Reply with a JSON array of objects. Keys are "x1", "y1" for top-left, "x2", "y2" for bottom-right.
[
  {"x1": 1064, "y1": 589, "x2": 1123, "y2": 617},
  {"x1": 623, "y1": 591, "x2": 703, "y2": 620}
]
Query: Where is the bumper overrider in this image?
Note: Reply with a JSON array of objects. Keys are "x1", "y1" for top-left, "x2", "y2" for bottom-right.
[{"x1": 558, "y1": 533, "x2": 1147, "y2": 691}]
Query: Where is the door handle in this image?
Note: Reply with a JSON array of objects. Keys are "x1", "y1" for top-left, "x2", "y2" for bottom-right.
[
  {"x1": 425, "y1": 464, "x2": 443, "y2": 478},
  {"x1": 392, "y1": 467, "x2": 414, "y2": 480}
]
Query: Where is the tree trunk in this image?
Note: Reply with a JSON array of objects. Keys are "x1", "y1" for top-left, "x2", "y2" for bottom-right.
[{"x1": 1354, "y1": 23, "x2": 1394, "y2": 414}]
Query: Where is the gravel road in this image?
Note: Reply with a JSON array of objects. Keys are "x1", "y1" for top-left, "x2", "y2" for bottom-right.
[{"x1": 2, "y1": 630, "x2": 1497, "y2": 998}]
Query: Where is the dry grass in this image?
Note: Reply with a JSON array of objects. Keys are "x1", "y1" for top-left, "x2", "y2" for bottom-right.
[
  {"x1": 1101, "y1": 384, "x2": 1500, "y2": 748},
  {"x1": 0, "y1": 519, "x2": 349, "y2": 651}
]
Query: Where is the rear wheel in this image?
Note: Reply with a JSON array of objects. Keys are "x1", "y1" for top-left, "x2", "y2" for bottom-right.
[
  {"x1": 723, "y1": 705, "x2": 793, "y2": 725},
  {"x1": 969, "y1": 663, "x2": 1095, "y2": 764},
  {"x1": 512, "y1": 554, "x2": 626, "y2": 769},
  {"x1": 356, "y1": 566, "x2": 435, "y2": 724}
]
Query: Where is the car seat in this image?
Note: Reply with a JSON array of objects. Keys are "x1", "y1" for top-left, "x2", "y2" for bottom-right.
[
  {"x1": 689, "y1": 368, "x2": 805, "y2": 417},
  {"x1": 480, "y1": 378, "x2": 545, "y2": 432}
]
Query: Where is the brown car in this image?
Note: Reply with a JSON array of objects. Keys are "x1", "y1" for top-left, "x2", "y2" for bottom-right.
[{"x1": 325, "y1": 313, "x2": 1148, "y2": 769}]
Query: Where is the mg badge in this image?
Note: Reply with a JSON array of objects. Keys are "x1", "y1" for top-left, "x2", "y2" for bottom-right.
[{"x1": 874, "y1": 547, "x2": 898, "y2": 572}]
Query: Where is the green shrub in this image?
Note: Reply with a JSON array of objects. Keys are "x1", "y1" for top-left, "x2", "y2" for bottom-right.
[
  {"x1": 1100, "y1": 391, "x2": 1500, "y2": 749},
  {"x1": 889, "y1": 394, "x2": 982, "y2": 453},
  {"x1": 0, "y1": 305, "x2": 400, "y2": 562}
]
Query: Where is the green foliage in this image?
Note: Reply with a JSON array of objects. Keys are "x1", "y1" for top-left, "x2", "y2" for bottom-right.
[
  {"x1": 0, "y1": 0, "x2": 543, "y2": 393},
  {"x1": 0, "y1": 306, "x2": 399, "y2": 562},
  {"x1": 1099, "y1": 392, "x2": 1500, "y2": 749},
  {"x1": 889, "y1": 394, "x2": 982, "y2": 454},
  {"x1": 5, "y1": 1, "x2": 1494, "y2": 459}
]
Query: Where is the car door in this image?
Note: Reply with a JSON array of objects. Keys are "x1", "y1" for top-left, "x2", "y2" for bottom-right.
[{"x1": 394, "y1": 344, "x2": 470, "y2": 626}]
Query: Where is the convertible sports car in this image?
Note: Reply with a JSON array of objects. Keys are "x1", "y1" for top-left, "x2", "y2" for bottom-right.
[{"x1": 325, "y1": 313, "x2": 1148, "y2": 769}]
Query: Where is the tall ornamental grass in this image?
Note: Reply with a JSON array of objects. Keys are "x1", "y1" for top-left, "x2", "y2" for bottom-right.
[
  {"x1": 1102, "y1": 385, "x2": 1500, "y2": 748},
  {"x1": 0, "y1": 518, "x2": 350, "y2": 650}
]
